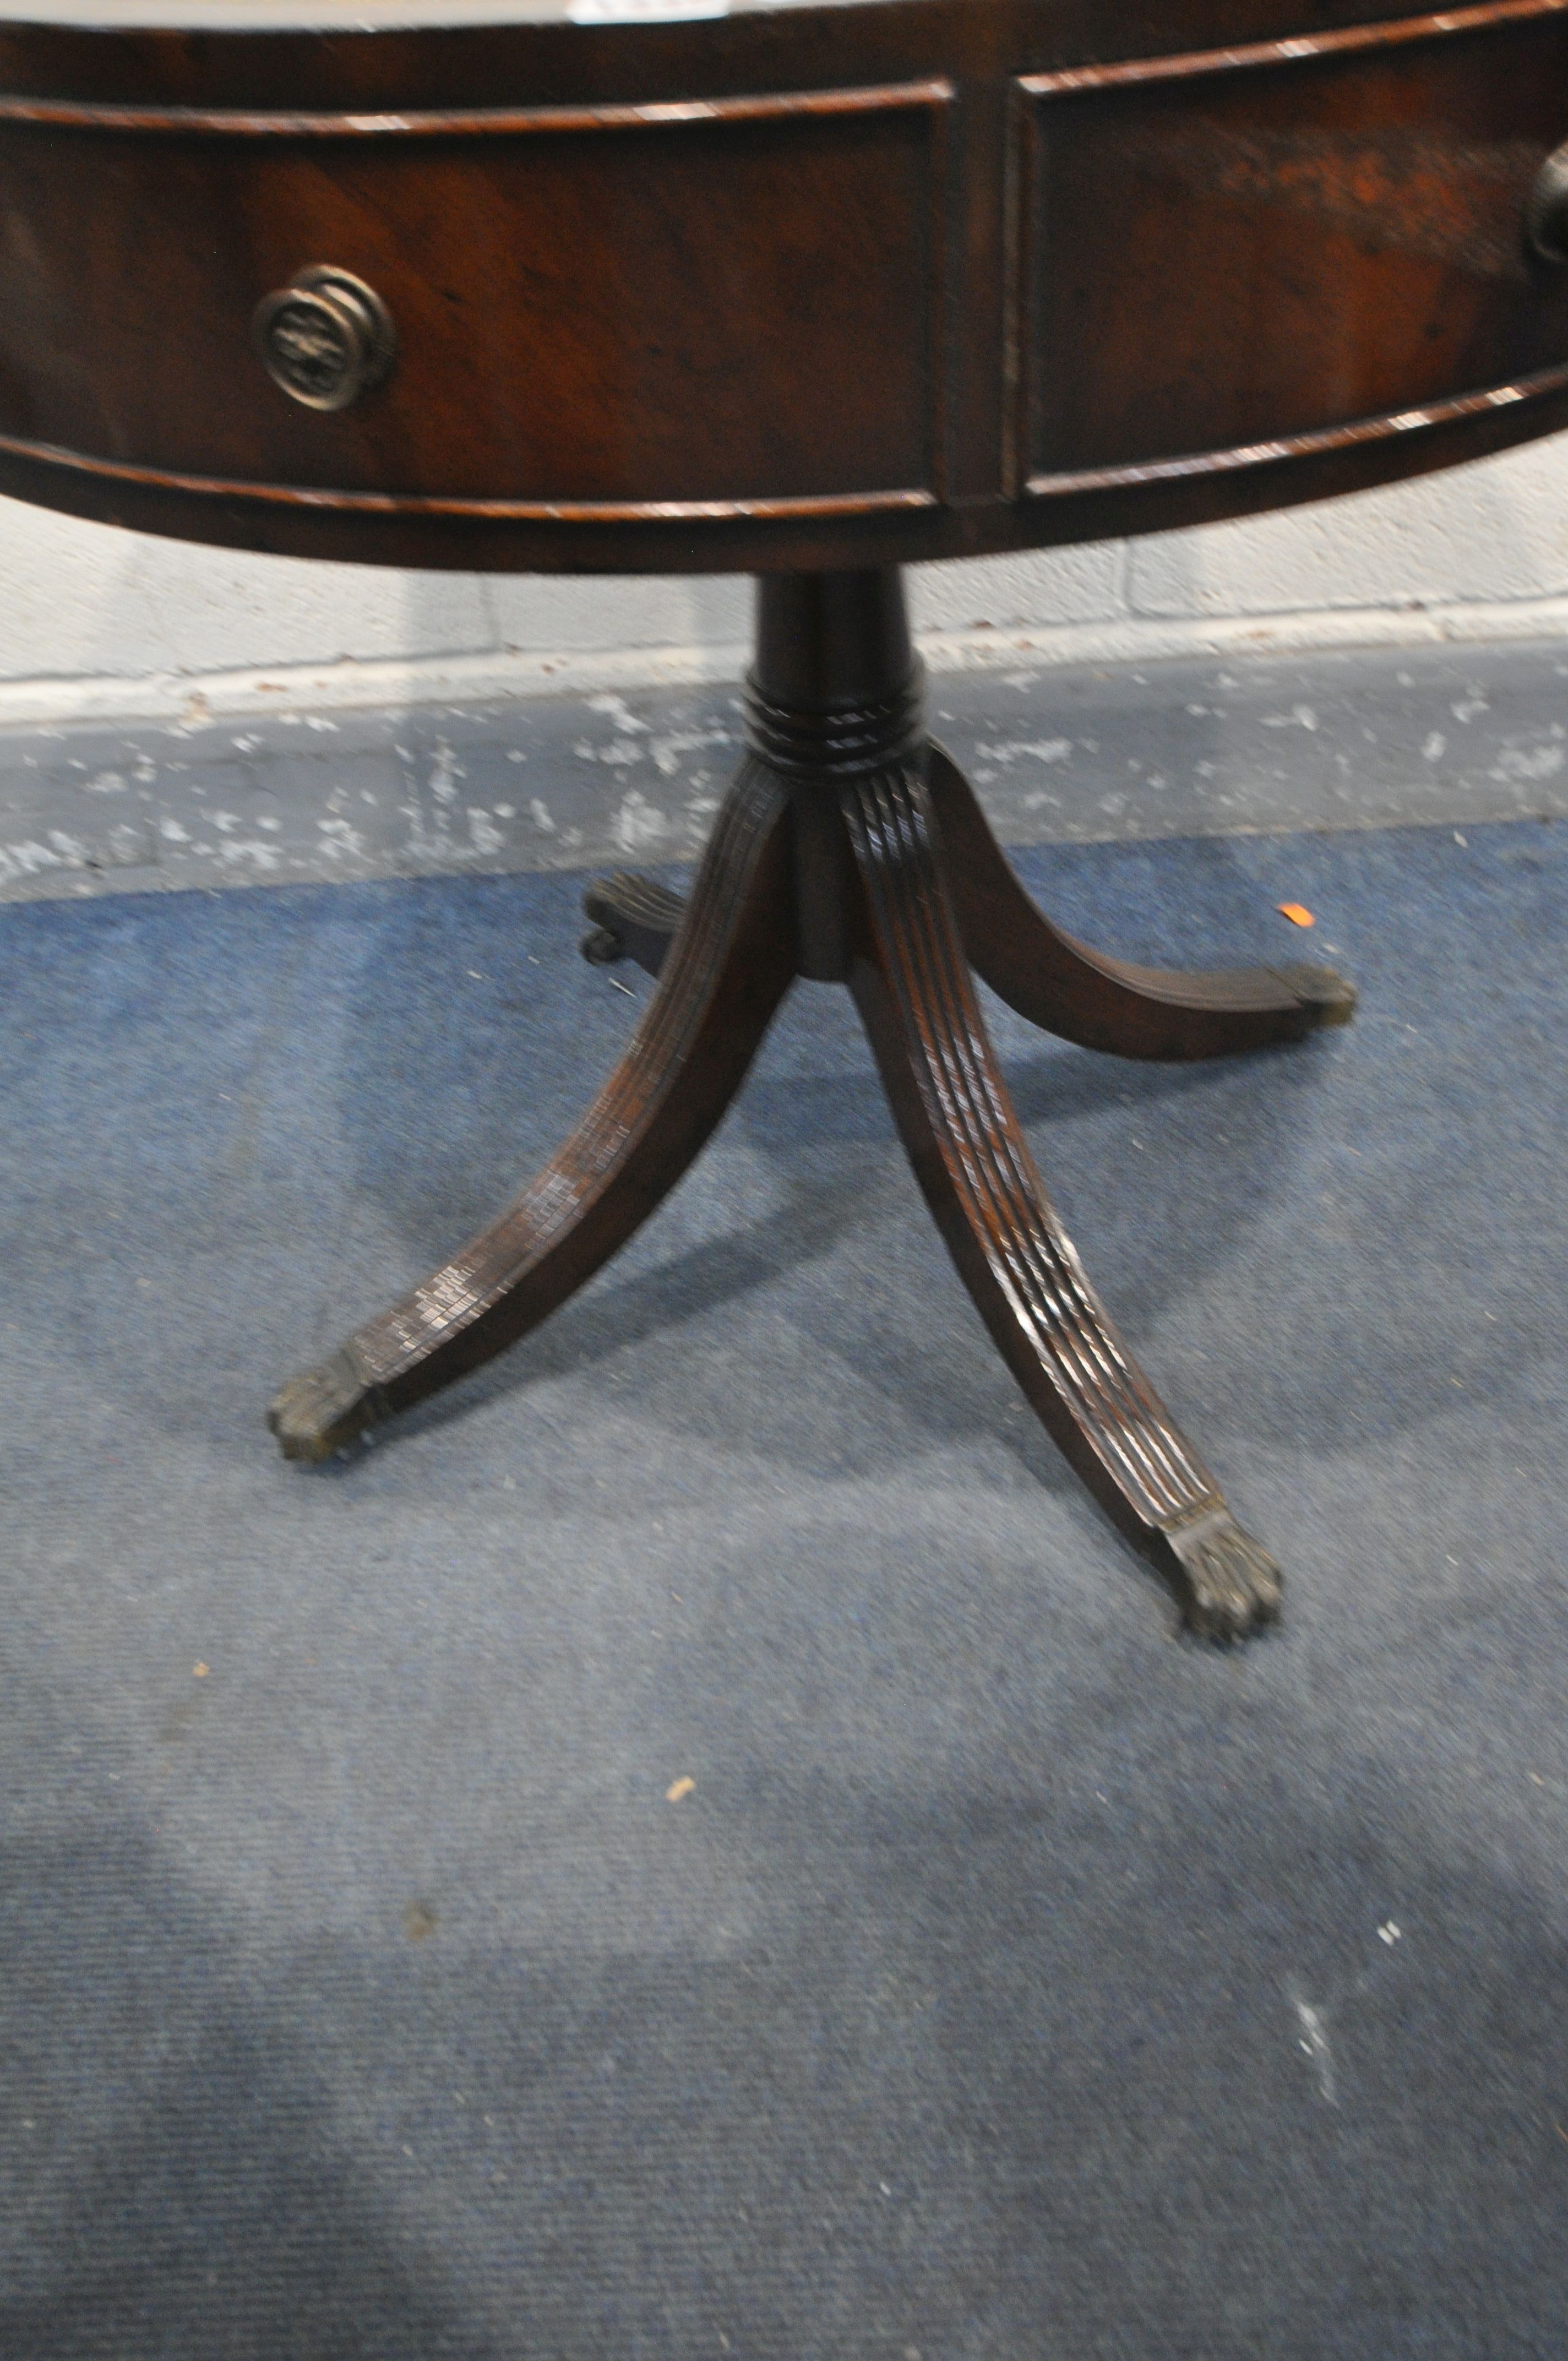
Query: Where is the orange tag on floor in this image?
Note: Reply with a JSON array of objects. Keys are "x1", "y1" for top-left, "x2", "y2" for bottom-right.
[{"x1": 1277, "y1": 903, "x2": 1315, "y2": 927}]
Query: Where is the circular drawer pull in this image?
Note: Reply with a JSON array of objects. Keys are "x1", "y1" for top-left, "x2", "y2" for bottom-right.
[
  {"x1": 1529, "y1": 144, "x2": 1568, "y2": 263},
  {"x1": 252, "y1": 266, "x2": 396, "y2": 411}
]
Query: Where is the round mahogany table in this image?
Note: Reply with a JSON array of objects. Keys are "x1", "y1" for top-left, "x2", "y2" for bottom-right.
[{"x1": 8, "y1": 0, "x2": 1568, "y2": 1634}]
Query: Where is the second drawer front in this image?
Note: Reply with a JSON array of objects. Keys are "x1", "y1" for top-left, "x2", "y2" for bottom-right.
[{"x1": 1019, "y1": 10, "x2": 1568, "y2": 488}]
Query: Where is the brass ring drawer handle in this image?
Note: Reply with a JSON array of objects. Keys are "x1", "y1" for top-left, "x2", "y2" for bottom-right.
[
  {"x1": 252, "y1": 266, "x2": 396, "y2": 411},
  {"x1": 1529, "y1": 144, "x2": 1568, "y2": 263}
]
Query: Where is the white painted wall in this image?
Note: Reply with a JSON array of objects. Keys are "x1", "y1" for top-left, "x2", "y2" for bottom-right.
[{"x1": 6, "y1": 429, "x2": 1568, "y2": 726}]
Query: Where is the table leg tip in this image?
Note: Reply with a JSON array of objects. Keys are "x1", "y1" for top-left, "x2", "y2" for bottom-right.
[
  {"x1": 580, "y1": 924, "x2": 625, "y2": 966},
  {"x1": 268, "y1": 1349, "x2": 378, "y2": 1461},
  {"x1": 1161, "y1": 1505, "x2": 1283, "y2": 1642},
  {"x1": 1276, "y1": 961, "x2": 1357, "y2": 1029}
]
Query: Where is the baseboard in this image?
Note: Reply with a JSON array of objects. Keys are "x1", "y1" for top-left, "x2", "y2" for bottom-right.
[
  {"x1": 5, "y1": 590, "x2": 1568, "y2": 736},
  {"x1": 3, "y1": 629, "x2": 1566, "y2": 906}
]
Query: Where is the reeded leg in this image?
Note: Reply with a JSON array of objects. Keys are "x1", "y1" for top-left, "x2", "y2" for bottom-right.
[
  {"x1": 581, "y1": 871, "x2": 684, "y2": 979},
  {"x1": 926, "y1": 742, "x2": 1354, "y2": 1061},
  {"x1": 269, "y1": 763, "x2": 795, "y2": 1460},
  {"x1": 842, "y1": 758, "x2": 1281, "y2": 1640}
]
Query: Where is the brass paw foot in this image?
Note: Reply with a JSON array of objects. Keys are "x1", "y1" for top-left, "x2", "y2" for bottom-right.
[
  {"x1": 580, "y1": 872, "x2": 685, "y2": 978},
  {"x1": 268, "y1": 1347, "x2": 383, "y2": 1461},
  {"x1": 1159, "y1": 1504, "x2": 1283, "y2": 1642},
  {"x1": 1271, "y1": 961, "x2": 1358, "y2": 1030}
]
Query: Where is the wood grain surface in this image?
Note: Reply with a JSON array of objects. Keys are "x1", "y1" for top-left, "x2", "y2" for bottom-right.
[{"x1": 0, "y1": 0, "x2": 1566, "y2": 569}]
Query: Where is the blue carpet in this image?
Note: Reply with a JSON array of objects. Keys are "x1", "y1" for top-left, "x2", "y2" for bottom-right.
[{"x1": 1, "y1": 817, "x2": 1565, "y2": 2358}]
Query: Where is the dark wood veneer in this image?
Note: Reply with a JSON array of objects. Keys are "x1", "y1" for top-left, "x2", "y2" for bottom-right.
[
  {"x1": 0, "y1": 0, "x2": 1565, "y2": 569},
  {"x1": 1019, "y1": 3, "x2": 1568, "y2": 492},
  {"x1": 0, "y1": 85, "x2": 947, "y2": 509}
]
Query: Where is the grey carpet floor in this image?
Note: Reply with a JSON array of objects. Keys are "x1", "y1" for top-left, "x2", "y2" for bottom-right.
[{"x1": 1, "y1": 815, "x2": 1565, "y2": 2358}]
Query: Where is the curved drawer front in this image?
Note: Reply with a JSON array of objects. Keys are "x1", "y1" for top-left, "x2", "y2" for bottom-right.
[
  {"x1": 1018, "y1": 4, "x2": 1568, "y2": 494},
  {"x1": 2, "y1": 3, "x2": 1568, "y2": 570},
  {"x1": 0, "y1": 81, "x2": 947, "y2": 514}
]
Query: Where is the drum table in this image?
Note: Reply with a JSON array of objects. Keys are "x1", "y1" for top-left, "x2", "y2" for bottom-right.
[{"x1": 11, "y1": 0, "x2": 1568, "y2": 1636}]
